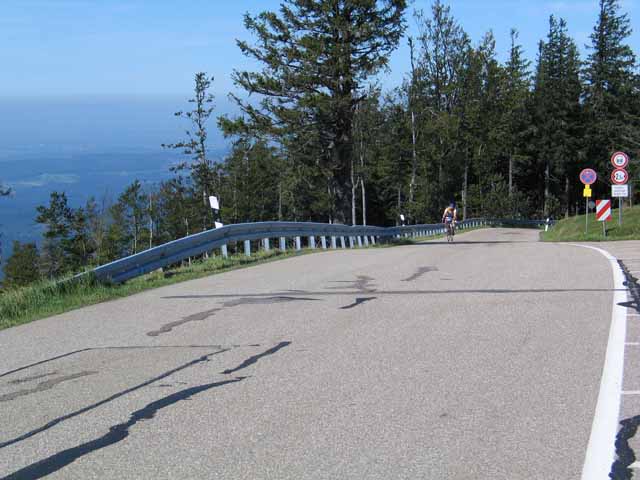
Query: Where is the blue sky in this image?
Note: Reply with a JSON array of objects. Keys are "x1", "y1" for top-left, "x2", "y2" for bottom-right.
[{"x1": 1, "y1": 0, "x2": 638, "y2": 99}]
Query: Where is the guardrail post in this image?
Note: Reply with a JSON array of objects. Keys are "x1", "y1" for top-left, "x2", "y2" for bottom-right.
[
  {"x1": 357, "y1": 236, "x2": 363, "y2": 247},
  {"x1": 244, "y1": 240, "x2": 251, "y2": 257},
  {"x1": 279, "y1": 237, "x2": 286, "y2": 251},
  {"x1": 295, "y1": 236, "x2": 301, "y2": 251},
  {"x1": 331, "y1": 236, "x2": 337, "y2": 249},
  {"x1": 263, "y1": 238, "x2": 270, "y2": 251},
  {"x1": 371, "y1": 236, "x2": 376, "y2": 245},
  {"x1": 340, "y1": 236, "x2": 346, "y2": 248},
  {"x1": 221, "y1": 244, "x2": 228, "y2": 258},
  {"x1": 363, "y1": 235, "x2": 369, "y2": 246},
  {"x1": 321, "y1": 236, "x2": 327, "y2": 249},
  {"x1": 309, "y1": 236, "x2": 316, "y2": 249},
  {"x1": 349, "y1": 236, "x2": 355, "y2": 248}
]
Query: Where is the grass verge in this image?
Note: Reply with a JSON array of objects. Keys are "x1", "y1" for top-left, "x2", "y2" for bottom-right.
[
  {"x1": 0, "y1": 237, "x2": 415, "y2": 331},
  {"x1": 541, "y1": 204, "x2": 640, "y2": 242},
  {"x1": 0, "y1": 249, "x2": 313, "y2": 331}
]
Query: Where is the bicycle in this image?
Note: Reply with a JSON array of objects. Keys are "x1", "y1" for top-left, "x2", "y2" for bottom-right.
[{"x1": 444, "y1": 220, "x2": 455, "y2": 242}]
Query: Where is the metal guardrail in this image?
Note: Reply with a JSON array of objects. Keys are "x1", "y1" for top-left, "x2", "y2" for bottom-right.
[{"x1": 92, "y1": 217, "x2": 544, "y2": 284}]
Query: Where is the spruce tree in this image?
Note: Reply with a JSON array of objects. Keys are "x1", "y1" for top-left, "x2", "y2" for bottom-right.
[
  {"x1": 531, "y1": 16, "x2": 583, "y2": 216},
  {"x1": 414, "y1": 1, "x2": 470, "y2": 213},
  {"x1": 3, "y1": 241, "x2": 40, "y2": 288},
  {"x1": 502, "y1": 29, "x2": 531, "y2": 199},
  {"x1": 35, "y1": 192, "x2": 73, "y2": 278}
]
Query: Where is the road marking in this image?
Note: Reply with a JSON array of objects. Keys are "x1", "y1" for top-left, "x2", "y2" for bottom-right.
[
  {"x1": 573, "y1": 245, "x2": 628, "y2": 480},
  {"x1": 622, "y1": 391, "x2": 640, "y2": 395},
  {"x1": 625, "y1": 342, "x2": 640, "y2": 346}
]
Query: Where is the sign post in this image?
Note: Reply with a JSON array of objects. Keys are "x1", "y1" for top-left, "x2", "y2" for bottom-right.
[
  {"x1": 611, "y1": 152, "x2": 630, "y2": 227},
  {"x1": 580, "y1": 169, "x2": 597, "y2": 235}
]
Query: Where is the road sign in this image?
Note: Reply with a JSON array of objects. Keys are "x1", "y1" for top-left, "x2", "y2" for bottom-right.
[
  {"x1": 611, "y1": 151, "x2": 629, "y2": 169},
  {"x1": 588, "y1": 200, "x2": 596, "y2": 209},
  {"x1": 612, "y1": 185, "x2": 629, "y2": 197},
  {"x1": 580, "y1": 168, "x2": 597, "y2": 185},
  {"x1": 611, "y1": 168, "x2": 629, "y2": 185},
  {"x1": 209, "y1": 196, "x2": 220, "y2": 210},
  {"x1": 583, "y1": 186, "x2": 592, "y2": 198},
  {"x1": 596, "y1": 200, "x2": 612, "y2": 222}
]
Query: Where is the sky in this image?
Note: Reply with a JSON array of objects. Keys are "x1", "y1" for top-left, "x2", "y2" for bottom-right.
[{"x1": 1, "y1": 0, "x2": 638, "y2": 100}]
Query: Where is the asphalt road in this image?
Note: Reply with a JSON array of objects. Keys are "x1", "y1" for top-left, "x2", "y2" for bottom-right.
[{"x1": 0, "y1": 228, "x2": 619, "y2": 479}]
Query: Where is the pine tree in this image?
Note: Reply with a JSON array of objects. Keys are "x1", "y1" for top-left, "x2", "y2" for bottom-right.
[
  {"x1": 36, "y1": 191, "x2": 73, "y2": 278},
  {"x1": 3, "y1": 241, "x2": 40, "y2": 288},
  {"x1": 223, "y1": 0, "x2": 407, "y2": 224},
  {"x1": 163, "y1": 72, "x2": 219, "y2": 230},
  {"x1": 121, "y1": 181, "x2": 149, "y2": 255}
]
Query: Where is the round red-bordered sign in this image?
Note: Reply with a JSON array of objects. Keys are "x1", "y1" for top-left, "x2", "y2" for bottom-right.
[
  {"x1": 611, "y1": 151, "x2": 629, "y2": 169},
  {"x1": 579, "y1": 168, "x2": 597, "y2": 185},
  {"x1": 611, "y1": 168, "x2": 629, "y2": 185}
]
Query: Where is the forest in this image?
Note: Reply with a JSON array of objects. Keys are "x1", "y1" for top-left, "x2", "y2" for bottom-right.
[{"x1": 2, "y1": 0, "x2": 639, "y2": 287}]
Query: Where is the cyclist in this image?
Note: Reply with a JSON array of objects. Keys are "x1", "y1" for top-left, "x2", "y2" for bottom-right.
[{"x1": 442, "y1": 202, "x2": 457, "y2": 240}]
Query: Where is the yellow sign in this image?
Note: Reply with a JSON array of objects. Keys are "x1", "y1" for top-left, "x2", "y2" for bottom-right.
[{"x1": 583, "y1": 186, "x2": 592, "y2": 198}]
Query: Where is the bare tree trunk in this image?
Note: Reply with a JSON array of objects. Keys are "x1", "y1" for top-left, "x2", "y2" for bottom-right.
[
  {"x1": 508, "y1": 155, "x2": 513, "y2": 197},
  {"x1": 361, "y1": 178, "x2": 366, "y2": 226},
  {"x1": 327, "y1": 180, "x2": 332, "y2": 224},
  {"x1": 408, "y1": 37, "x2": 419, "y2": 210},
  {"x1": 564, "y1": 176, "x2": 570, "y2": 219},
  {"x1": 350, "y1": 157, "x2": 357, "y2": 225},
  {"x1": 396, "y1": 186, "x2": 402, "y2": 226},
  {"x1": 133, "y1": 217, "x2": 138, "y2": 255},
  {"x1": 358, "y1": 120, "x2": 367, "y2": 226},
  {"x1": 409, "y1": 109, "x2": 417, "y2": 206},
  {"x1": 278, "y1": 181, "x2": 283, "y2": 221},
  {"x1": 544, "y1": 161, "x2": 550, "y2": 216},
  {"x1": 463, "y1": 162, "x2": 468, "y2": 220},
  {"x1": 148, "y1": 195, "x2": 153, "y2": 250}
]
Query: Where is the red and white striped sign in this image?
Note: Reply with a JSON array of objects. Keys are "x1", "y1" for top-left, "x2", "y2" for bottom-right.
[{"x1": 596, "y1": 200, "x2": 612, "y2": 222}]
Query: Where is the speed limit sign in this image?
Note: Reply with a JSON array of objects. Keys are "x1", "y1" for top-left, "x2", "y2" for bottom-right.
[
  {"x1": 611, "y1": 168, "x2": 629, "y2": 185},
  {"x1": 611, "y1": 151, "x2": 629, "y2": 169}
]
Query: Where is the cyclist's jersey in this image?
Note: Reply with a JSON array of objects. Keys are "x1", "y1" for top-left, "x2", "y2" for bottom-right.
[{"x1": 443, "y1": 207, "x2": 456, "y2": 222}]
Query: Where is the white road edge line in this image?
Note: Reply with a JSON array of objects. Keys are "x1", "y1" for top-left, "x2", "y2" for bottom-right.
[{"x1": 573, "y1": 245, "x2": 628, "y2": 480}]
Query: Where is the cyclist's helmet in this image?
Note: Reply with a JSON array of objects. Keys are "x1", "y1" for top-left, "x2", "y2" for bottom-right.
[{"x1": 449, "y1": 202, "x2": 456, "y2": 208}]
